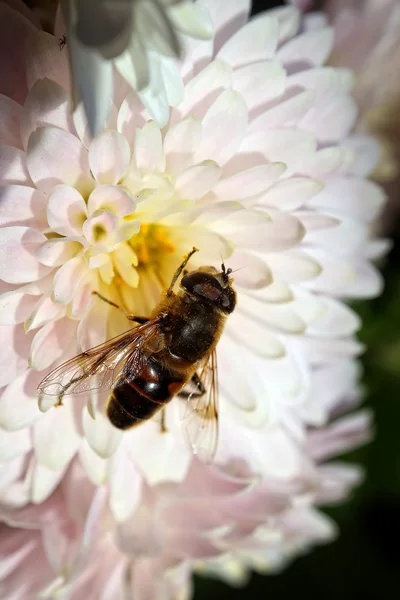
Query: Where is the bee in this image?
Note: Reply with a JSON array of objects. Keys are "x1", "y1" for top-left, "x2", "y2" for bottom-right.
[{"x1": 37, "y1": 248, "x2": 236, "y2": 460}]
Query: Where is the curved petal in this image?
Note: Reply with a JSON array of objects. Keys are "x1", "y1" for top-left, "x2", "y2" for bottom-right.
[
  {"x1": 217, "y1": 13, "x2": 278, "y2": 66},
  {"x1": 35, "y1": 239, "x2": 82, "y2": 267},
  {"x1": 82, "y1": 407, "x2": 122, "y2": 460},
  {"x1": 88, "y1": 130, "x2": 131, "y2": 184},
  {"x1": 0, "y1": 95, "x2": 23, "y2": 148},
  {"x1": 47, "y1": 184, "x2": 88, "y2": 237},
  {"x1": 26, "y1": 29, "x2": 71, "y2": 93},
  {"x1": 195, "y1": 90, "x2": 248, "y2": 166},
  {"x1": 0, "y1": 146, "x2": 33, "y2": 186},
  {"x1": 0, "y1": 227, "x2": 51, "y2": 284},
  {"x1": 33, "y1": 400, "x2": 80, "y2": 470},
  {"x1": 277, "y1": 27, "x2": 334, "y2": 67},
  {"x1": 29, "y1": 318, "x2": 77, "y2": 371},
  {"x1": 0, "y1": 368, "x2": 43, "y2": 430},
  {"x1": 20, "y1": 78, "x2": 73, "y2": 149},
  {"x1": 134, "y1": 121, "x2": 165, "y2": 174},
  {"x1": 27, "y1": 126, "x2": 94, "y2": 195},
  {"x1": 175, "y1": 161, "x2": 221, "y2": 200},
  {"x1": 0, "y1": 185, "x2": 47, "y2": 230},
  {"x1": 52, "y1": 256, "x2": 87, "y2": 304}
]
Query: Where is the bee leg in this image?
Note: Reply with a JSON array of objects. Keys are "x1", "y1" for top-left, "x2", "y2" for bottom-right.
[
  {"x1": 92, "y1": 291, "x2": 148, "y2": 323},
  {"x1": 167, "y1": 247, "x2": 199, "y2": 296},
  {"x1": 160, "y1": 408, "x2": 167, "y2": 433}
]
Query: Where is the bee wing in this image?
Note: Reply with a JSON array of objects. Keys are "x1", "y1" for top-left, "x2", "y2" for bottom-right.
[
  {"x1": 37, "y1": 319, "x2": 162, "y2": 399},
  {"x1": 180, "y1": 350, "x2": 219, "y2": 463}
]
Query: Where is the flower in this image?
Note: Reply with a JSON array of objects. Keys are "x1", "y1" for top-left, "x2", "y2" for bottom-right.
[
  {"x1": 0, "y1": 0, "x2": 387, "y2": 596},
  {"x1": 61, "y1": 0, "x2": 213, "y2": 135}
]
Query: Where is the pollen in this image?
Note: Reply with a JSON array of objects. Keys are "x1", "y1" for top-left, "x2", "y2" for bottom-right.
[{"x1": 129, "y1": 223, "x2": 175, "y2": 267}]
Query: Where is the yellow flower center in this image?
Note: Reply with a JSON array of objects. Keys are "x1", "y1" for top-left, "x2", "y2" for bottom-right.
[{"x1": 129, "y1": 223, "x2": 176, "y2": 268}]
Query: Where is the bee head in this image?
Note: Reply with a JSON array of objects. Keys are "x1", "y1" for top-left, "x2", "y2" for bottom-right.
[{"x1": 181, "y1": 263, "x2": 236, "y2": 314}]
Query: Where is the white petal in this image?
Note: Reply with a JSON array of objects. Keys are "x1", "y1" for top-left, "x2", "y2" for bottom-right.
[
  {"x1": 88, "y1": 130, "x2": 131, "y2": 184},
  {"x1": 35, "y1": 239, "x2": 82, "y2": 267},
  {"x1": 278, "y1": 27, "x2": 334, "y2": 67},
  {"x1": 27, "y1": 126, "x2": 94, "y2": 196},
  {"x1": 227, "y1": 250, "x2": 273, "y2": 290},
  {"x1": 134, "y1": 121, "x2": 165, "y2": 173},
  {"x1": 0, "y1": 289, "x2": 38, "y2": 326},
  {"x1": 47, "y1": 184, "x2": 88, "y2": 237},
  {"x1": 52, "y1": 256, "x2": 87, "y2": 304},
  {"x1": 0, "y1": 227, "x2": 51, "y2": 284},
  {"x1": 117, "y1": 91, "x2": 146, "y2": 147},
  {"x1": 0, "y1": 427, "x2": 31, "y2": 461},
  {"x1": 29, "y1": 318, "x2": 77, "y2": 371},
  {"x1": 24, "y1": 295, "x2": 66, "y2": 332},
  {"x1": 80, "y1": 439, "x2": 108, "y2": 486},
  {"x1": 0, "y1": 185, "x2": 47, "y2": 230},
  {"x1": 214, "y1": 163, "x2": 286, "y2": 201},
  {"x1": 87, "y1": 185, "x2": 136, "y2": 217},
  {"x1": 217, "y1": 14, "x2": 278, "y2": 67},
  {"x1": 164, "y1": 117, "x2": 202, "y2": 175},
  {"x1": 233, "y1": 60, "x2": 286, "y2": 113},
  {"x1": 175, "y1": 161, "x2": 221, "y2": 200},
  {"x1": 108, "y1": 447, "x2": 142, "y2": 522},
  {"x1": 195, "y1": 90, "x2": 248, "y2": 166},
  {"x1": 0, "y1": 369, "x2": 44, "y2": 431},
  {"x1": 0, "y1": 146, "x2": 33, "y2": 186},
  {"x1": 20, "y1": 78, "x2": 73, "y2": 149},
  {"x1": 31, "y1": 462, "x2": 66, "y2": 504},
  {"x1": 261, "y1": 177, "x2": 324, "y2": 211},
  {"x1": 170, "y1": 2, "x2": 213, "y2": 40},
  {"x1": 33, "y1": 401, "x2": 80, "y2": 469},
  {"x1": 82, "y1": 407, "x2": 122, "y2": 459},
  {"x1": 160, "y1": 56, "x2": 184, "y2": 107},
  {"x1": 0, "y1": 95, "x2": 22, "y2": 148},
  {"x1": 265, "y1": 250, "x2": 322, "y2": 283}
]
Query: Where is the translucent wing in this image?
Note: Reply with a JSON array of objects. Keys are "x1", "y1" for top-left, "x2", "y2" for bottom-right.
[
  {"x1": 179, "y1": 350, "x2": 219, "y2": 463},
  {"x1": 37, "y1": 320, "x2": 162, "y2": 403}
]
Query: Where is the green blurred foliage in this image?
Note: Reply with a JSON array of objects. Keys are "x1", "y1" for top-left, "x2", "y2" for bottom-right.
[{"x1": 194, "y1": 235, "x2": 400, "y2": 599}]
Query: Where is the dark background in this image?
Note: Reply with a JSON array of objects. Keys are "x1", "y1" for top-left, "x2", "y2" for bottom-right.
[{"x1": 196, "y1": 1, "x2": 400, "y2": 597}]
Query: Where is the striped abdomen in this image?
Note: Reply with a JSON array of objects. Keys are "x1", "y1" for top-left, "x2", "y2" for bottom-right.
[{"x1": 107, "y1": 353, "x2": 187, "y2": 430}]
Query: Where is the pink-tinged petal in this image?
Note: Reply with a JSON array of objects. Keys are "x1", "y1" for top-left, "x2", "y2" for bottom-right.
[
  {"x1": 164, "y1": 117, "x2": 202, "y2": 175},
  {"x1": 88, "y1": 131, "x2": 131, "y2": 184},
  {"x1": 20, "y1": 78, "x2": 73, "y2": 150},
  {"x1": 175, "y1": 161, "x2": 221, "y2": 200},
  {"x1": 215, "y1": 163, "x2": 286, "y2": 201},
  {"x1": 0, "y1": 3, "x2": 37, "y2": 104},
  {"x1": 134, "y1": 122, "x2": 165, "y2": 174},
  {"x1": 176, "y1": 60, "x2": 232, "y2": 121},
  {"x1": 87, "y1": 185, "x2": 136, "y2": 218},
  {"x1": 117, "y1": 91, "x2": 146, "y2": 147},
  {"x1": 233, "y1": 60, "x2": 286, "y2": 113},
  {"x1": 271, "y1": 5, "x2": 300, "y2": 43},
  {"x1": 277, "y1": 27, "x2": 334, "y2": 67},
  {"x1": 260, "y1": 177, "x2": 323, "y2": 211},
  {"x1": 69, "y1": 272, "x2": 97, "y2": 320},
  {"x1": 0, "y1": 289, "x2": 38, "y2": 325},
  {"x1": 306, "y1": 411, "x2": 372, "y2": 462},
  {"x1": 249, "y1": 90, "x2": 315, "y2": 132},
  {"x1": 52, "y1": 256, "x2": 87, "y2": 304},
  {"x1": 202, "y1": 0, "x2": 250, "y2": 54},
  {"x1": 342, "y1": 134, "x2": 380, "y2": 177},
  {"x1": 112, "y1": 243, "x2": 140, "y2": 287},
  {"x1": 0, "y1": 427, "x2": 31, "y2": 461},
  {"x1": 0, "y1": 227, "x2": 51, "y2": 284},
  {"x1": 300, "y1": 96, "x2": 358, "y2": 143},
  {"x1": 26, "y1": 29, "x2": 70, "y2": 93},
  {"x1": 47, "y1": 184, "x2": 88, "y2": 237},
  {"x1": 195, "y1": 90, "x2": 248, "y2": 166},
  {"x1": 108, "y1": 448, "x2": 142, "y2": 522},
  {"x1": 0, "y1": 185, "x2": 47, "y2": 230},
  {"x1": 226, "y1": 209, "x2": 305, "y2": 251},
  {"x1": 249, "y1": 280, "x2": 293, "y2": 303},
  {"x1": 29, "y1": 318, "x2": 77, "y2": 371},
  {"x1": 160, "y1": 56, "x2": 185, "y2": 107},
  {"x1": 265, "y1": 250, "x2": 322, "y2": 283},
  {"x1": 0, "y1": 146, "x2": 33, "y2": 186},
  {"x1": 307, "y1": 177, "x2": 386, "y2": 222},
  {"x1": 27, "y1": 126, "x2": 94, "y2": 195},
  {"x1": 306, "y1": 297, "x2": 361, "y2": 337},
  {"x1": 33, "y1": 401, "x2": 80, "y2": 469},
  {"x1": 0, "y1": 368, "x2": 43, "y2": 430},
  {"x1": 297, "y1": 211, "x2": 339, "y2": 233},
  {"x1": 288, "y1": 67, "x2": 354, "y2": 102},
  {"x1": 217, "y1": 13, "x2": 278, "y2": 67},
  {"x1": 82, "y1": 407, "x2": 122, "y2": 460},
  {"x1": 238, "y1": 294, "x2": 306, "y2": 334},
  {"x1": 31, "y1": 462, "x2": 67, "y2": 504},
  {"x1": 24, "y1": 295, "x2": 66, "y2": 332},
  {"x1": 0, "y1": 95, "x2": 23, "y2": 148},
  {"x1": 35, "y1": 238, "x2": 82, "y2": 267}
]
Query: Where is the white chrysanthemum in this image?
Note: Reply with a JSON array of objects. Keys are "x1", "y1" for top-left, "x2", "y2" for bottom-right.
[
  {"x1": 0, "y1": 0, "x2": 386, "y2": 596},
  {"x1": 61, "y1": 0, "x2": 213, "y2": 135}
]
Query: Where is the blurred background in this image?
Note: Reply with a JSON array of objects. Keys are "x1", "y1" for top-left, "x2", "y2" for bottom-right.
[{"x1": 195, "y1": 0, "x2": 400, "y2": 597}]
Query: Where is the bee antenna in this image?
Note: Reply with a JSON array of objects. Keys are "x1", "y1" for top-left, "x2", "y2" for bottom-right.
[{"x1": 219, "y1": 250, "x2": 226, "y2": 273}]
